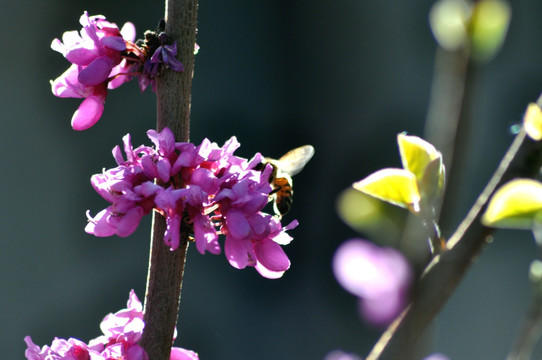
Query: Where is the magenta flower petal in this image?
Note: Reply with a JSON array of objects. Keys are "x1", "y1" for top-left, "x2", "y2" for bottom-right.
[
  {"x1": 253, "y1": 239, "x2": 290, "y2": 272},
  {"x1": 24, "y1": 336, "x2": 48, "y2": 360},
  {"x1": 272, "y1": 220, "x2": 298, "y2": 245},
  {"x1": 71, "y1": 95, "x2": 105, "y2": 130},
  {"x1": 101, "y1": 36, "x2": 126, "y2": 51},
  {"x1": 192, "y1": 212, "x2": 220, "y2": 255},
  {"x1": 190, "y1": 168, "x2": 220, "y2": 194},
  {"x1": 172, "y1": 143, "x2": 200, "y2": 171},
  {"x1": 163, "y1": 214, "x2": 181, "y2": 250},
  {"x1": 141, "y1": 155, "x2": 172, "y2": 183},
  {"x1": 85, "y1": 208, "x2": 117, "y2": 237},
  {"x1": 254, "y1": 262, "x2": 286, "y2": 279},
  {"x1": 224, "y1": 237, "x2": 251, "y2": 269},
  {"x1": 134, "y1": 181, "x2": 163, "y2": 199},
  {"x1": 170, "y1": 347, "x2": 199, "y2": 360},
  {"x1": 159, "y1": 43, "x2": 185, "y2": 72},
  {"x1": 78, "y1": 56, "x2": 114, "y2": 86},
  {"x1": 116, "y1": 207, "x2": 145, "y2": 237},
  {"x1": 85, "y1": 206, "x2": 144, "y2": 238},
  {"x1": 246, "y1": 213, "x2": 269, "y2": 237},
  {"x1": 51, "y1": 33, "x2": 74, "y2": 56},
  {"x1": 66, "y1": 46, "x2": 100, "y2": 66},
  {"x1": 127, "y1": 289, "x2": 143, "y2": 312},
  {"x1": 226, "y1": 209, "x2": 251, "y2": 240},
  {"x1": 147, "y1": 127, "x2": 176, "y2": 156},
  {"x1": 120, "y1": 22, "x2": 136, "y2": 41},
  {"x1": 108, "y1": 59, "x2": 134, "y2": 89},
  {"x1": 51, "y1": 64, "x2": 88, "y2": 98},
  {"x1": 124, "y1": 344, "x2": 148, "y2": 360}
]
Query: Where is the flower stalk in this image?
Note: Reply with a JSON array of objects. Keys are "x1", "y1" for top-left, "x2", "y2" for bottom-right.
[{"x1": 140, "y1": 0, "x2": 198, "y2": 359}]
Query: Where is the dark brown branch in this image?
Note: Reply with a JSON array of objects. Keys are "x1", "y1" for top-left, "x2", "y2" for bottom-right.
[{"x1": 140, "y1": 1, "x2": 198, "y2": 359}]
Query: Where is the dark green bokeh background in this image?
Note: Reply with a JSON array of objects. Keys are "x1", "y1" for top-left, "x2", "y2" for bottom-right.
[{"x1": 3, "y1": 0, "x2": 542, "y2": 359}]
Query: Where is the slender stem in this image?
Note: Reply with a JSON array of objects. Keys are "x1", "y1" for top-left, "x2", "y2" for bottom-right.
[
  {"x1": 426, "y1": 219, "x2": 443, "y2": 256},
  {"x1": 506, "y1": 294, "x2": 542, "y2": 360},
  {"x1": 507, "y1": 260, "x2": 542, "y2": 359},
  {"x1": 140, "y1": 1, "x2": 198, "y2": 359},
  {"x1": 367, "y1": 128, "x2": 542, "y2": 359}
]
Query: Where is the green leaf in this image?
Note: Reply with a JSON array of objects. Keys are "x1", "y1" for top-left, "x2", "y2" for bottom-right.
[
  {"x1": 353, "y1": 168, "x2": 420, "y2": 213},
  {"x1": 420, "y1": 156, "x2": 446, "y2": 201},
  {"x1": 469, "y1": 0, "x2": 511, "y2": 62},
  {"x1": 336, "y1": 187, "x2": 405, "y2": 245},
  {"x1": 397, "y1": 133, "x2": 443, "y2": 184},
  {"x1": 482, "y1": 179, "x2": 542, "y2": 229},
  {"x1": 523, "y1": 103, "x2": 542, "y2": 141}
]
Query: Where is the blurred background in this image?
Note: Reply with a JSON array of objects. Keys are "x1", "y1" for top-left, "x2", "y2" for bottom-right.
[{"x1": 3, "y1": 0, "x2": 542, "y2": 359}]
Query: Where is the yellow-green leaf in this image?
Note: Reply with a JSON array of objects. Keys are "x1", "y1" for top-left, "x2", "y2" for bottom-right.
[
  {"x1": 523, "y1": 103, "x2": 542, "y2": 141},
  {"x1": 353, "y1": 168, "x2": 420, "y2": 213},
  {"x1": 469, "y1": 0, "x2": 511, "y2": 62},
  {"x1": 397, "y1": 133, "x2": 443, "y2": 184},
  {"x1": 482, "y1": 179, "x2": 542, "y2": 229}
]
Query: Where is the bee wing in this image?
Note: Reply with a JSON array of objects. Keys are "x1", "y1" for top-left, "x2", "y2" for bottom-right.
[{"x1": 277, "y1": 145, "x2": 315, "y2": 176}]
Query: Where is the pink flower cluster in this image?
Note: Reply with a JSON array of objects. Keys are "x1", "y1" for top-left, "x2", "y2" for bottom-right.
[
  {"x1": 86, "y1": 127, "x2": 298, "y2": 278},
  {"x1": 24, "y1": 290, "x2": 197, "y2": 360},
  {"x1": 51, "y1": 12, "x2": 184, "y2": 131},
  {"x1": 332, "y1": 239, "x2": 413, "y2": 327}
]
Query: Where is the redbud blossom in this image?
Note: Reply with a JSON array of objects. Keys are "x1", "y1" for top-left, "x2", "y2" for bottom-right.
[
  {"x1": 24, "y1": 290, "x2": 197, "y2": 360},
  {"x1": 51, "y1": 12, "x2": 186, "y2": 130},
  {"x1": 332, "y1": 238, "x2": 413, "y2": 326},
  {"x1": 86, "y1": 128, "x2": 298, "y2": 278}
]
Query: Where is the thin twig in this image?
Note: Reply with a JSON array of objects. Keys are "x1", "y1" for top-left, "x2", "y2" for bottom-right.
[
  {"x1": 507, "y1": 259, "x2": 542, "y2": 359},
  {"x1": 506, "y1": 295, "x2": 542, "y2": 360},
  {"x1": 140, "y1": 1, "x2": 198, "y2": 359}
]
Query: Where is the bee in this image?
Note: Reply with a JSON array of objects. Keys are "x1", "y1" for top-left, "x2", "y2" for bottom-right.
[{"x1": 258, "y1": 145, "x2": 315, "y2": 216}]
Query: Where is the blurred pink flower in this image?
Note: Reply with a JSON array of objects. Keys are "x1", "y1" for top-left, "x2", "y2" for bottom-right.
[
  {"x1": 424, "y1": 353, "x2": 449, "y2": 360},
  {"x1": 333, "y1": 238, "x2": 413, "y2": 326},
  {"x1": 324, "y1": 350, "x2": 363, "y2": 360}
]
